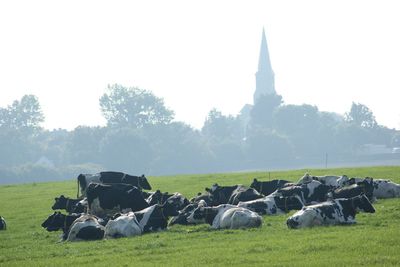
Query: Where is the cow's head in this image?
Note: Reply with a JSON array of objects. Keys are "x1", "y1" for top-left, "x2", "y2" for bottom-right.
[
  {"x1": 169, "y1": 201, "x2": 203, "y2": 226},
  {"x1": 166, "y1": 193, "x2": 190, "y2": 211},
  {"x1": 186, "y1": 201, "x2": 209, "y2": 224},
  {"x1": 353, "y1": 194, "x2": 375, "y2": 213},
  {"x1": 298, "y1": 173, "x2": 313, "y2": 184},
  {"x1": 52, "y1": 195, "x2": 67, "y2": 210},
  {"x1": 41, "y1": 212, "x2": 65, "y2": 231},
  {"x1": 139, "y1": 175, "x2": 152, "y2": 190},
  {"x1": 357, "y1": 178, "x2": 375, "y2": 200},
  {"x1": 161, "y1": 200, "x2": 180, "y2": 217},
  {"x1": 250, "y1": 179, "x2": 260, "y2": 191}
]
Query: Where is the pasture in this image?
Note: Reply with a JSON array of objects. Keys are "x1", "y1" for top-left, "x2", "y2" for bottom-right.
[{"x1": 1, "y1": 166, "x2": 400, "y2": 266}]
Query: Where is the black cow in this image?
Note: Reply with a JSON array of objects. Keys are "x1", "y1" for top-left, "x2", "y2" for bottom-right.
[
  {"x1": 206, "y1": 184, "x2": 263, "y2": 205},
  {"x1": 189, "y1": 192, "x2": 215, "y2": 206},
  {"x1": 287, "y1": 195, "x2": 375, "y2": 228},
  {"x1": 0, "y1": 216, "x2": 6, "y2": 230},
  {"x1": 330, "y1": 178, "x2": 375, "y2": 201},
  {"x1": 77, "y1": 171, "x2": 152, "y2": 197},
  {"x1": 250, "y1": 178, "x2": 291, "y2": 196},
  {"x1": 41, "y1": 212, "x2": 83, "y2": 240},
  {"x1": 86, "y1": 183, "x2": 149, "y2": 217},
  {"x1": 52, "y1": 195, "x2": 86, "y2": 213},
  {"x1": 273, "y1": 180, "x2": 331, "y2": 205}
]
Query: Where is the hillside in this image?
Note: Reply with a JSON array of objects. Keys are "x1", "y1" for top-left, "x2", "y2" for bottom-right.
[{"x1": 0, "y1": 166, "x2": 399, "y2": 266}]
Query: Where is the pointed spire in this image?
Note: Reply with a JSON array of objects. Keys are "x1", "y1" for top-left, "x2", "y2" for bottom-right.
[{"x1": 254, "y1": 27, "x2": 276, "y2": 104}]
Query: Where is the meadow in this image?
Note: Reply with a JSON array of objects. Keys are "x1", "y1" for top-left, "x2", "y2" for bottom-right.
[{"x1": 0, "y1": 166, "x2": 399, "y2": 266}]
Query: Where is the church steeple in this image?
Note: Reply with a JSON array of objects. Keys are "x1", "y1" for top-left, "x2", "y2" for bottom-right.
[{"x1": 254, "y1": 28, "x2": 275, "y2": 104}]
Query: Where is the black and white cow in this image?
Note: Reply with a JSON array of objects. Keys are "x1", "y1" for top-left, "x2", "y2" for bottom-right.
[
  {"x1": 205, "y1": 184, "x2": 264, "y2": 205},
  {"x1": 237, "y1": 195, "x2": 304, "y2": 215},
  {"x1": 346, "y1": 177, "x2": 400, "y2": 199},
  {"x1": 330, "y1": 178, "x2": 375, "y2": 201},
  {"x1": 105, "y1": 202, "x2": 179, "y2": 238},
  {"x1": 0, "y1": 216, "x2": 6, "y2": 230},
  {"x1": 187, "y1": 204, "x2": 262, "y2": 229},
  {"x1": 52, "y1": 195, "x2": 87, "y2": 213},
  {"x1": 189, "y1": 192, "x2": 215, "y2": 206},
  {"x1": 146, "y1": 191, "x2": 190, "y2": 211},
  {"x1": 41, "y1": 212, "x2": 83, "y2": 240},
  {"x1": 286, "y1": 195, "x2": 375, "y2": 229},
  {"x1": 67, "y1": 214, "x2": 105, "y2": 241},
  {"x1": 250, "y1": 178, "x2": 291, "y2": 196},
  {"x1": 86, "y1": 183, "x2": 149, "y2": 217},
  {"x1": 77, "y1": 171, "x2": 152, "y2": 197},
  {"x1": 297, "y1": 173, "x2": 349, "y2": 188},
  {"x1": 273, "y1": 180, "x2": 331, "y2": 205},
  {"x1": 169, "y1": 200, "x2": 207, "y2": 226}
]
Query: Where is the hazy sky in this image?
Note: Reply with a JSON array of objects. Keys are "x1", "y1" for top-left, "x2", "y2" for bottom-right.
[{"x1": 1, "y1": 1, "x2": 399, "y2": 130}]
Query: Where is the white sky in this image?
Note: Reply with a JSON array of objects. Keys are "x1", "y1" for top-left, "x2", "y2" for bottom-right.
[{"x1": 0, "y1": 0, "x2": 399, "y2": 130}]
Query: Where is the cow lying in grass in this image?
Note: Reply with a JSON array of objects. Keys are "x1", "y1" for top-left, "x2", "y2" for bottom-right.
[
  {"x1": 345, "y1": 177, "x2": 400, "y2": 199},
  {"x1": 286, "y1": 194, "x2": 375, "y2": 229},
  {"x1": 250, "y1": 178, "x2": 291, "y2": 196},
  {"x1": 67, "y1": 214, "x2": 105, "y2": 241},
  {"x1": 41, "y1": 212, "x2": 83, "y2": 240},
  {"x1": 104, "y1": 202, "x2": 179, "y2": 238},
  {"x1": 52, "y1": 195, "x2": 87, "y2": 213},
  {"x1": 0, "y1": 216, "x2": 6, "y2": 230},
  {"x1": 169, "y1": 200, "x2": 207, "y2": 226},
  {"x1": 298, "y1": 173, "x2": 349, "y2": 188},
  {"x1": 237, "y1": 195, "x2": 304, "y2": 215},
  {"x1": 205, "y1": 184, "x2": 264, "y2": 205},
  {"x1": 146, "y1": 190, "x2": 190, "y2": 211},
  {"x1": 187, "y1": 204, "x2": 262, "y2": 229}
]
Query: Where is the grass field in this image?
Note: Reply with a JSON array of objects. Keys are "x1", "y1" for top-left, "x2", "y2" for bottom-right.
[{"x1": 0, "y1": 166, "x2": 400, "y2": 266}]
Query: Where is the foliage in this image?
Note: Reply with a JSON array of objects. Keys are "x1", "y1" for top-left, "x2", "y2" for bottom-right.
[
  {"x1": 345, "y1": 102, "x2": 377, "y2": 128},
  {"x1": 99, "y1": 84, "x2": 174, "y2": 128},
  {"x1": 1, "y1": 166, "x2": 400, "y2": 266},
  {"x1": 250, "y1": 93, "x2": 283, "y2": 128}
]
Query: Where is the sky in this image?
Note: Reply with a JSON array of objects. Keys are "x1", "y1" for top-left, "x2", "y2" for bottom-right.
[{"x1": 0, "y1": 0, "x2": 399, "y2": 130}]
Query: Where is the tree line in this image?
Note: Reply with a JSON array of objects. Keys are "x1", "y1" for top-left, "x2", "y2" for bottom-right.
[{"x1": 0, "y1": 84, "x2": 399, "y2": 183}]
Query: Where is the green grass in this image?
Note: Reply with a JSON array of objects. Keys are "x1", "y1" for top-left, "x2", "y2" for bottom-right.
[{"x1": 0, "y1": 166, "x2": 400, "y2": 266}]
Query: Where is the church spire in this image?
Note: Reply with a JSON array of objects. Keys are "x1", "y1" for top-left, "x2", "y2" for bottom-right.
[{"x1": 254, "y1": 28, "x2": 275, "y2": 104}]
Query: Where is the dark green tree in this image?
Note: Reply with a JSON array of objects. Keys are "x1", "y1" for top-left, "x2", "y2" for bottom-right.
[
  {"x1": 99, "y1": 84, "x2": 174, "y2": 128},
  {"x1": 345, "y1": 102, "x2": 377, "y2": 129}
]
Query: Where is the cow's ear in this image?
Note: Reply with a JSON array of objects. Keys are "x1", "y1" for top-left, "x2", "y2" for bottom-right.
[
  {"x1": 141, "y1": 174, "x2": 145, "y2": 178},
  {"x1": 197, "y1": 192, "x2": 202, "y2": 196},
  {"x1": 205, "y1": 187, "x2": 211, "y2": 192},
  {"x1": 55, "y1": 197, "x2": 58, "y2": 201},
  {"x1": 253, "y1": 178, "x2": 258, "y2": 182}
]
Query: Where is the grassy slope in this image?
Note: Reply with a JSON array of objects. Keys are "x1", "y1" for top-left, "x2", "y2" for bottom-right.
[{"x1": 0, "y1": 166, "x2": 399, "y2": 266}]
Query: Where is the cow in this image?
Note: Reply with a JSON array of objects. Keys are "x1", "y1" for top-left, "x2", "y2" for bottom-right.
[
  {"x1": 77, "y1": 171, "x2": 152, "y2": 197},
  {"x1": 205, "y1": 184, "x2": 263, "y2": 205},
  {"x1": 146, "y1": 191, "x2": 190, "y2": 212},
  {"x1": 67, "y1": 214, "x2": 105, "y2": 241},
  {"x1": 344, "y1": 177, "x2": 400, "y2": 199},
  {"x1": 297, "y1": 173, "x2": 349, "y2": 188},
  {"x1": 330, "y1": 178, "x2": 375, "y2": 201},
  {"x1": 187, "y1": 204, "x2": 262, "y2": 229},
  {"x1": 105, "y1": 202, "x2": 179, "y2": 238},
  {"x1": 0, "y1": 216, "x2": 6, "y2": 230},
  {"x1": 250, "y1": 178, "x2": 291, "y2": 196},
  {"x1": 86, "y1": 183, "x2": 149, "y2": 217},
  {"x1": 286, "y1": 194, "x2": 375, "y2": 229},
  {"x1": 237, "y1": 195, "x2": 304, "y2": 215},
  {"x1": 169, "y1": 200, "x2": 207, "y2": 226},
  {"x1": 189, "y1": 192, "x2": 215, "y2": 206},
  {"x1": 41, "y1": 212, "x2": 83, "y2": 240},
  {"x1": 272, "y1": 180, "x2": 331, "y2": 205},
  {"x1": 52, "y1": 195, "x2": 87, "y2": 213}
]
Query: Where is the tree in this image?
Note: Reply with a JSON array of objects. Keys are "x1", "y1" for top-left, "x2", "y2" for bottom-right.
[
  {"x1": 345, "y1": 102, "x2": 377, "y2": 129},
  {"x1": 250, "y1": 93, "x2": 283, "y2": 129},
  {"x1": 0, "y1": 95, "x2": 44, "y2": 134},
  {"x1": 202, "y1": 108, "x2": 242, "y2": 142},
  {"x1": 99, "y1": 84, "x2": 174, "y2": 128}
]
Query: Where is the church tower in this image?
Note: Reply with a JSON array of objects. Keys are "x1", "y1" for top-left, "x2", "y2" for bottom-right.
[{"x1": 253, "y1": 28, "x2": 276, "y2": 104}]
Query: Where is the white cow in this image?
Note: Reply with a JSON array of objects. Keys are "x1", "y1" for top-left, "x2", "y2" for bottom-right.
[
  {"x1": 67, "y1": 214, "x2": 105, "y2": 241},
  {"x1": 104, "y1": 212, "x2": 142, "y2": 238},
  {"x1": 187, "y1": 204, "x2": 262, "y2": 229}
]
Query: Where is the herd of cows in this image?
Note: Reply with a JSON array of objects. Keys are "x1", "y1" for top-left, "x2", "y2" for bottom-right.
[{"x1": 4, "y1": 171, "x2": 400, "y2": 241}]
